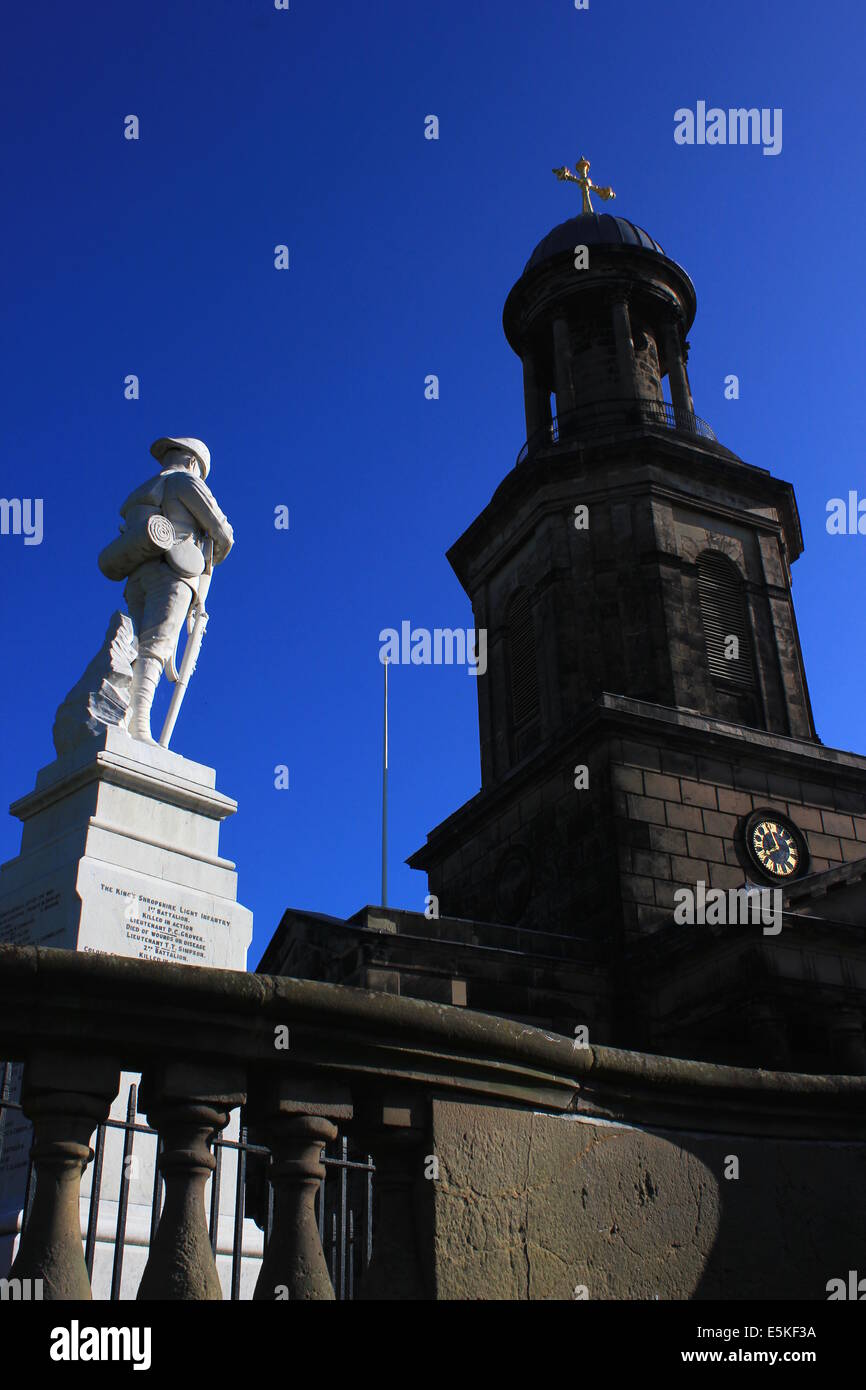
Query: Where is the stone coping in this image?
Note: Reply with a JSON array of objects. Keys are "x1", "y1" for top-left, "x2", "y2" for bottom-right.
[{"x1": 1, "y1": 945, "x2": 864, "y2": 1139}]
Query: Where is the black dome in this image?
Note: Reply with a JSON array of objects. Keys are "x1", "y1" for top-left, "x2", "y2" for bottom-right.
[{"x1": 525, "y1": 213, "x2": 665, "y2": 272}]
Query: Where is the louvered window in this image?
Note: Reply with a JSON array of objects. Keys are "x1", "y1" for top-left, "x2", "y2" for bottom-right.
[
  {"x1": 697, "y1": 552, "x2": 755, "y2": 687},
  {"x1": 507, "y1": 590, "x2": 539, "y2": 726}
]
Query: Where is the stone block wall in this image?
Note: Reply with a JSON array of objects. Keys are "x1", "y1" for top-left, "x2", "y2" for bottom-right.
[
  {"x1": 259, "y1": 905, "x2": 611, "y2": 1039},
  {"x1": 429, "y1": 1098, "x2": 866, "y2": 1300},
  {"x1": 611, "y1": 734, "x2": 866, "y2": 939},
  {"x1": 425, "y1": 737, "x2": 619, "y2": 941},
  {"x1": 418, "y1": 700, "x2": 866, "y2": 950}
]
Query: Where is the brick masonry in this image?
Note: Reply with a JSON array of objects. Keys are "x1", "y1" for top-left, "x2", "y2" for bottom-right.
[
  {"x1": 415, "y1": 700, "x2": 866, "y2": 947},
  {"x1": 611, "y1": 738, "x2": 866, "y2": 938}
]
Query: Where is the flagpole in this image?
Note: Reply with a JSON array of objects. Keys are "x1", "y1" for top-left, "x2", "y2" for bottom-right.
[{"x1": 381, "y1": 656, "x2": 388, "y2": 907}]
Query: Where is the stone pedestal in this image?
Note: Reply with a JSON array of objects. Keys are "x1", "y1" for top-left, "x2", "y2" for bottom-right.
[
  {"x1": 0, "y1": 727, "x2": 255, "y2": 1295},
  {"x1": 0, "y1": 726, "x2": 251, "y2": 964}
]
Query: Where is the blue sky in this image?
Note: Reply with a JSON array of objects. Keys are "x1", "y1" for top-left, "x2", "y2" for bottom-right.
[{"x1": 1, "y1": 0, "x2": 864, "y2": 967}]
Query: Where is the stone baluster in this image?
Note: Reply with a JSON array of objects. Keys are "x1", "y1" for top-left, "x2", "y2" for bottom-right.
[
  {"x1": 247, "y1": 1077, "x2": 352, "y2": 1301},
  {"x1": 136, "y1": 1062, "x2": 246, "y2": 1301},
  {"x1": 355, "y1": 1091, "x2": 431, "y2": 1301},
  {"x1": 256, "y1": 1114, "x2": 336, "y2": 1300},
  {"x1": 9, "y1": 1050, "x2": 120, "y2": 1300}
]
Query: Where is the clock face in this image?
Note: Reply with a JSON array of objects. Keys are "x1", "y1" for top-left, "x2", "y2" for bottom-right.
[{"x1": 748, "y1": 817, "x2": 800, "y2": 878}]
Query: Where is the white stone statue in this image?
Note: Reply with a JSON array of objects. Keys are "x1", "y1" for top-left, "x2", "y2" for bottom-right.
[{"x1": 53, "y1": 437, "x2": 234, "y2": 754}]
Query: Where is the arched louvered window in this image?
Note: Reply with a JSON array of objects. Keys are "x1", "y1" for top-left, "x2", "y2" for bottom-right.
[
  {"x1": 697, "y1": 552, "x2": 756, "y2": 688},
  {"x1": 507, "y1": 590, "x2": 539, "y2": 726}
]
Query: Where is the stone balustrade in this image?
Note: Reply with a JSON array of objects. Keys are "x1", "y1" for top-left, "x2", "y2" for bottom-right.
[{"x1": 2, "y1": 943, "x2": 866, "y2": 1301}]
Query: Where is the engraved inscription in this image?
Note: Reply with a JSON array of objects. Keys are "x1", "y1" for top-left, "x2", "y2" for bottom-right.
[
  {"x1": 98, "y1": 880, "x2": 214, "y2": 963},
  {"x1": 0, "y1": 888, "x2": 62, "y2": 946}
]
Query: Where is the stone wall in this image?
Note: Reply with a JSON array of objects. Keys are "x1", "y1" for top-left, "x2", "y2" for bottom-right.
[
  {"x1": 429, "y1": 1098, "x2": 866, "y2": 1300},
  {"x1": 422, "y1": 734, "x2": 618, "y2": 940},
  {"x1": 417, "y1": 697, "x2": 866, "y2": 947},
  {"x1": 612, "y1": 731, "x2": 866, "y2": 938}
]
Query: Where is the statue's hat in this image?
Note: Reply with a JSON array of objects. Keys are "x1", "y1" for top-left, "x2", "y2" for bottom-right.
[{"x1": 150, "y1": 436, "x2": 211, "y2": 480}]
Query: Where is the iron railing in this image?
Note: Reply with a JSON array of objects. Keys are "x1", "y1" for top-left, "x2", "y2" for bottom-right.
[
  {"x1": 0, "y1": 1064, "x2": 374, "y2": 1301},
  {"x1": 515, "y1": 397, "x2": 717, "y2": 466}
]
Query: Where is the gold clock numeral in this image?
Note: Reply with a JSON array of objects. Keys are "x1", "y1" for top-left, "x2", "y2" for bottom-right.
[{"x1": 750, "y1": 818, "x2": 799, "y2": 877}]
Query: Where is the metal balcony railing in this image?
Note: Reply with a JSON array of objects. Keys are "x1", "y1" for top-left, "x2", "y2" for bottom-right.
[{"x1": 515, "y1": 397, "x2": 717, "y2": 467}]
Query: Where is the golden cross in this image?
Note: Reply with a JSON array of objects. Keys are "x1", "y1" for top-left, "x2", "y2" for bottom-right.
[{"x1": 552, "y1": 154, "x2": 616, "y2": 213}]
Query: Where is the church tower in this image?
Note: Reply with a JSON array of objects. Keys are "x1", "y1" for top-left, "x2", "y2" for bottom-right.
[
  {"x1": 263, "y1": 156, "x2": 866, "y2": 1074},
  {"x1": 408, "y1": 157, "x2": 866, "y2": 971}
]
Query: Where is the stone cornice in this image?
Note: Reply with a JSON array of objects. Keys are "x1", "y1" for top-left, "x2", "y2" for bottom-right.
[
  {"x1": 503, "y1": 244, "x2": 697, "y2": 352},
  {"x1": 10, "y1": 744, "x2": 238, "y2": 825},
  {"x1": 447, "y1": 434, "x2": 803, "y2": 590},
  {"x1": 407, "y1": 694, "x2": 866, "y2": 870}
]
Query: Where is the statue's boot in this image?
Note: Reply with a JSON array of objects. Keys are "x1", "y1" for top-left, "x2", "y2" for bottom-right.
[{"x1": 128, "y1": 656, "x2": 163, "y2": 744}]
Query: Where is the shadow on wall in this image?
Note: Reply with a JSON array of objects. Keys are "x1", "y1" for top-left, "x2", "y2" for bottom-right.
[{"x1": 427, "y1": 1100, "x2": 866, "y2": 1300}]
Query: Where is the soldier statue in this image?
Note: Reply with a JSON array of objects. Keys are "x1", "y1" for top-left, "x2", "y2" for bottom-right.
[{"x1": 97, "y1": 437, "x2": 234, "y2": 745}]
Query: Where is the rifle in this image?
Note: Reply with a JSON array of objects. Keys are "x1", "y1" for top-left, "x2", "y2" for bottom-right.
[{"x1": 158, "y1": 537, "x2": 214, "y2": 749}]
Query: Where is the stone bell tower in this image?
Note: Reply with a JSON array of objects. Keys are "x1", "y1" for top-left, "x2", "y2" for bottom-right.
[{"x1": 408, "y1": 156, "x2": 866, "y2": 953}]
